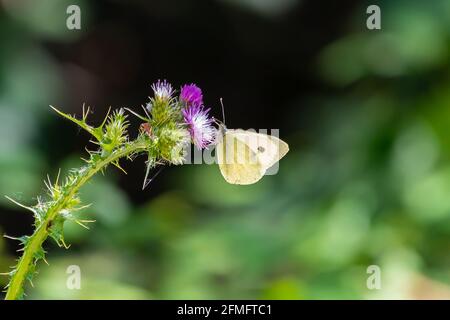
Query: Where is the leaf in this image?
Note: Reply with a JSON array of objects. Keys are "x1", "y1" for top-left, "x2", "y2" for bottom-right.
[{"x1": 50, "y1": 105, "x2": 103, "y2": 142}]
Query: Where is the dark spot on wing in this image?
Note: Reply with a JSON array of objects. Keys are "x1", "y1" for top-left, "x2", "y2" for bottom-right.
[{"x1": 257, "y1": 146, "x2": 265, "y2": 153}]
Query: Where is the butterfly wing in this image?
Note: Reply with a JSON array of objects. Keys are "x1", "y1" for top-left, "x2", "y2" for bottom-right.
[
  {"x1": 229, "y1": 130, "x2": 289, "y2": 170},
  {"x1": 217, "y1": 131, "x2": 264, "y2": 185},
  {"x1": 266, "y1": 134, "x2": 289, "y2": 167}
]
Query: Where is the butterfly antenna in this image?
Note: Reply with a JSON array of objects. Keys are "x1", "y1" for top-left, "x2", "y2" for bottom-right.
[
  {"x1": 142, "y1": 166, "x2": 164, "y2": 190},
  {"x1": 220, "y1": 98, "x2": 226, "y2": 125}
]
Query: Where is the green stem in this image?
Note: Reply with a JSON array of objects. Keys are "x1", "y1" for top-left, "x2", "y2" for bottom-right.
[{"x1": 5, "y1": 140, "x2": 148, "y2": 300}]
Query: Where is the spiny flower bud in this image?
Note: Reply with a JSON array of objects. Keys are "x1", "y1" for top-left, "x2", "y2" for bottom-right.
[
  {"x1": 101, "y1": 109, "x2": 129, "y2": 155},
  {"x1": 158, "y1": 127, "x2": 190, "y2": 165}
]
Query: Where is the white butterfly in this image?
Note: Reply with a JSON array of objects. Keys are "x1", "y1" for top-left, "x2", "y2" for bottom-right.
[{"x1": 216, "y1": 125, "x2": 289, "y2": 185}]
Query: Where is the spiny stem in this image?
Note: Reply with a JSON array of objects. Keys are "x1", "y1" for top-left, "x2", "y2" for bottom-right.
[
  {"x1": 4, "y1": 81, "x2": 204, "y2": 299},
  {"x1": 5, "y1": 140, "x2": 148, "y2": 300}
]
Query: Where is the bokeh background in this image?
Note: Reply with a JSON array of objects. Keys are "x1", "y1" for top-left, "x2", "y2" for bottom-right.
[{"x1": 0, "y1": 0, "x2": 449, "y2": 299}]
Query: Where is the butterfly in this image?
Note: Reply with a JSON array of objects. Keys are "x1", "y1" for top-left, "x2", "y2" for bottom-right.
[{"x1": 215, "y1": 100, "x2": 289, "y2": 185}]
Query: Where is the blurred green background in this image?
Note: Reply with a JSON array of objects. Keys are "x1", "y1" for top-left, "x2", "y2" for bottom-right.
[{"x1": 0, "y1": 0, "x2": 449, "y2": 299}]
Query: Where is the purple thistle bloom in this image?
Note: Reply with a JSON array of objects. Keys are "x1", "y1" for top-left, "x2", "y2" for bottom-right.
[
  {"x1": 151, "y1": 79, "x2": 174, "y2": 101},
  {"x1": 182, "y1": 104, "x2": 215, "y2": 149},
  {"x1": 180, "y1": 84, "x2": 203, "y2": 107}
]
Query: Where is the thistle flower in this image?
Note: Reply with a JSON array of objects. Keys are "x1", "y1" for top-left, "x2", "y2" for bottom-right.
[
  {"x1": 182, "y1": 104, "x2": 215, "y2": 149},
  {"x1": 151, "y1": 79, "x2": 174, "y2": 102},
  {"x1": 6, "y1": 80, "x2": 227, "y2": 300},
  {"x1": 180, "y1": 83, "x2": 203, "y2": 107}
]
